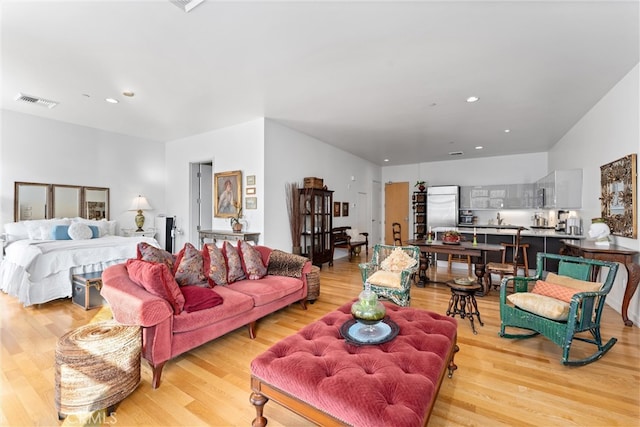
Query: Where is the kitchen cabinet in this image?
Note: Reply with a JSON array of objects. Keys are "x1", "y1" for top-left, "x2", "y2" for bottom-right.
[
  {"x1": 536, "y1": 169, "x2": 582, "y2": 209},
  {"x1": 300, "y1": 188, "x2": 333, "y2": 267},
  {"x1": 412, "y1": 191, "x2": 427, "y2": 239},
  {"x1": 460, "y1": 183, "x2": 536, "y2": 210}
]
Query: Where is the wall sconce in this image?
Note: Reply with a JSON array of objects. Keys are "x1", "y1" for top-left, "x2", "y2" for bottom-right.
[{"x1": 129, "y1": 195, "x2": 152, "y2": 231}]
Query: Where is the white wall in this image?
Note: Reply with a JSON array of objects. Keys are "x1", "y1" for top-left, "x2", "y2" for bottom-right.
[
  {"x1": 264, "y1": 120, "x2": 381, "y2": 251},
  {"x1": 0, "y1": 110, "x2": 166, "y2": 230},
  {"x1": 164, "y1": 119, "x2": 265, "y2": 249},
  {"x1": 548, "y1": 64, "x2": 640, "y2": 325}
]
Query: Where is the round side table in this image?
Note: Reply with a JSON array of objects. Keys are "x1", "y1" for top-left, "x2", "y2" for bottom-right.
[{"x1": 445, "y1": 281, "x2": 484, "y2": 334}]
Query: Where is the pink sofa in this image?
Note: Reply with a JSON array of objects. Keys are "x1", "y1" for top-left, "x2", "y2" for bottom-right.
[{"x1": 101, "y1": 246, "x2": 311, "y2": 388}]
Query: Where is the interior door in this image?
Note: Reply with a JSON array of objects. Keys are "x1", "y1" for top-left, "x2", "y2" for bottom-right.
[
  {"x1": 384, "y1": 182, "x2": 409, "y2": 244},
  {"x1": 371, "y1": 180, "x2": 382, "y2": 245},
  {"x1": 190, "y1": 162, "x2": 213, "y2": 246}
]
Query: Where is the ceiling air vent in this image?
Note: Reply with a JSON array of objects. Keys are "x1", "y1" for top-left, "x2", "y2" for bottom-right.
[
  {"x1": 15, "y1": 93, "x2": 59, "y2": 109},
  {"x1": 448, "y1": 151, "x2": 464, "y2": 156},
  {"x1": 169, "y1": 0, "x2": 205, "y2": 12}
]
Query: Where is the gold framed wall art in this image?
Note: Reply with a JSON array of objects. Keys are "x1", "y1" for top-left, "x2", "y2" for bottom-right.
[{"x1": 600, "y1": 153, "x2": 637, "y2": 238}]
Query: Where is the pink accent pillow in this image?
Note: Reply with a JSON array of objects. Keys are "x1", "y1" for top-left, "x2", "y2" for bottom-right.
[
  {"x1": 238, "y1": 240, "x2": 267, "y2": 280},
  {"x1": 531, "y1": 280, "x2": 579, "y2": 303},
  {"x1": 126, "y1": 259, "x2": 185, "y2": 314},
  {"x1": 223, "y1": 241, "x2": 246, "y2": 283},
  {"x1": 204, "y1": 244, "x2": 228, "y2": 286},
  {"x1": 174, "y1": 243, "x2": 209, "y2": 287},
  {"x1": 180, "y1": 285, "x2": 223, "y2": 312},
  {"x1": 137, "y1": 242, "x2": 176, "y2": 271}
]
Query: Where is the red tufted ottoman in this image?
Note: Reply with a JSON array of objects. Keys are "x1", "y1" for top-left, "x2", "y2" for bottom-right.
[{"x1": 250, "y1": 301, "x2": 458, "y2": 427}]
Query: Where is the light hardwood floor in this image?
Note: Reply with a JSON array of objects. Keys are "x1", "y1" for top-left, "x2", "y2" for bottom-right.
[{"x1": 1, "y1": 256, "x2": 639, "y2": 426}]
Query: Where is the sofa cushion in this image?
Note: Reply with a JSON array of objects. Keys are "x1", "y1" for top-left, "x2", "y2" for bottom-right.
[
  {"x1": 126, "y1": 259, "x2": 185, "y2": 314},
  {"x1": 238, "y1": 240, "x2": 267, "y2": 280},
  {"x1": 228, "y1": 275, "x2": 303, "y2": 307},
  {"x1": 506, "y1": 292, "x2": 570, "y2": 321},
  {"x1": 180, "y1": 285, "x2": 223, "y2": 313},
  {"x1": 137, "y1": 242, "x2": 176, "y2": 272},
  {"x1": 204, "y1": 244, "x2": 228, "y2": 286},
  {"x1": 172, "y1": 285, "x2": 254, "y2": 333},
  {"x1": 223, "y1": 241, "x2": 246, "y2": 283},
  {"x1": 174, "y1": 243, "x2": 209, "y2": 287}
]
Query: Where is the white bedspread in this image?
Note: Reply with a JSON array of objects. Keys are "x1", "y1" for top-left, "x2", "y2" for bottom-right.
[{"x1": 0, "y1": 236, "x2": 159, "y2": 306}]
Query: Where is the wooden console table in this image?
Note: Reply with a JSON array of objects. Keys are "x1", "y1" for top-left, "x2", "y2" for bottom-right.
[
  {"x1": 561, "y1": 239, "x2": 640, "y2": 326},
  {"x1": 199, "y1": 229, "x2": 260, "y2": 247}
]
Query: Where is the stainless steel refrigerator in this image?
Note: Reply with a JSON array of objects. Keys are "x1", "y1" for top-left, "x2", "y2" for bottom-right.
[{"x1": 427, "y1": 186, "x2": 459, "y2": 230}]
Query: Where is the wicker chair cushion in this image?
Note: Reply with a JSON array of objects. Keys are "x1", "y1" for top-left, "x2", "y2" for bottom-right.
[
  {"x1": 380, "y1": 247, "x2": 418, "y2": 272},
  {"x1": 486, "y1": 262, "x2": 515, "y2": 273},
  {"x1": 367, "y1": 270, "x2": 402, "y2": 288},
  {"x1": 506, "y1": 293, "x2": 570, "y2": 321},
  {"x1": 545, "y1": 272, "x2": 602, "y2": 292},
  {"x1": 532, "y1": 281, "x2": 580, "y2": 303}
]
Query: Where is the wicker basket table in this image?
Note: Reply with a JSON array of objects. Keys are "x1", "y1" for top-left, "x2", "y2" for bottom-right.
[
  {"x1": 55, "y1": 320, "x2": 141, "y2": 419},
  {"x1": 306, "y1": 265, "x2": 321, "y2": 303}
]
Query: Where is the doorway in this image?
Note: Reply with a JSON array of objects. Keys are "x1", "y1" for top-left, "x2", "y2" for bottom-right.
[
  {"x1": 384, "y1": 182, "x2": 409, "y2": 244},
  {"x1": 190, "y1": 162, "x2": 212, "y2": 247},
  {"x1": 371, "y1": 180, "x2": 382, "y2": 246}
]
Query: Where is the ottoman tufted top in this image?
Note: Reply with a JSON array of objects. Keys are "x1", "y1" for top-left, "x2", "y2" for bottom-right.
[{"x1": 250, "y1": 301, "x2": 457, "y2": 427}]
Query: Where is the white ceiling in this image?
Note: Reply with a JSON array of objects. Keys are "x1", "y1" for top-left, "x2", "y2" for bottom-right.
[{"x1": 2, "y1": 0, "x2": 638, "y2": 166}]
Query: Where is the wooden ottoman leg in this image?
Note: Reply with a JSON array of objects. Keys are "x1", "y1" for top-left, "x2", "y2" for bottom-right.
[{"x1": 250, "y1": 392, "x2": 269, "y2": 427}]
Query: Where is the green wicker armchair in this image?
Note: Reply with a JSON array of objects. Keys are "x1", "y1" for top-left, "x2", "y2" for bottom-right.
[
  {"x1": 359, "y1": 244, "x2": 420, "y2": 306},
  {"x1": 499, "y1": 252, "x2": 619, "y2": 366}
]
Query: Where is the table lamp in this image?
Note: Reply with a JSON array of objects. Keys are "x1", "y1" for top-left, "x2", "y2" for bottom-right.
[{"x1": 129, "y1": 195, "x2": 152, "y2": 232}]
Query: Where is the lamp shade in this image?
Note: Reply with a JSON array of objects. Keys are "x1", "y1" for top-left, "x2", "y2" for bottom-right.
[{"x1": 129, "y1": 195, "x2": 152, "y2": 211}]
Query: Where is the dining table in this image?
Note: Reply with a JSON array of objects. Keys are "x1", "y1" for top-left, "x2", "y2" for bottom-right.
[{"x1": 406, "y1": 239, "x2": 505, "y2": 295}]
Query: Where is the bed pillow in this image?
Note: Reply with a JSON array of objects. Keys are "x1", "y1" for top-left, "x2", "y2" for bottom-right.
[
  {"x1": 126, "y1": 259, "x2": 185, "y2": 314},
  {"x1": 4, "y1": 221, "x2": 29, "y2": 241},
  {"x1": 180, "y1": 285, "x2": 224, "y2": 312},
  {"x1": 238, "y1": 240, "x2": 267, "y2": 280},
  {"x1": 137, "y1": 242, "x2": 176, "y2": 271},
  {"x1": 25, "y1": 218, "x2": 71, "y2": 240},
  {"x1": 204, "y1": 244, "x2": 228, "y2": 286},
  {"x1": 174, "y1": 243, "x2": 209, "y2": 287},
  {"x1": 68, "y1": 222, "x2": 93, "y2": 240},
  {"x1": 223, "y1": 241, "x2": 246, "y2": 283},
  {"x1": 51, "y1": 224, "x2": 99, "y2": 240},
  {"x1": 72, "y1": 217, "x2": 110, "y2": 237}
]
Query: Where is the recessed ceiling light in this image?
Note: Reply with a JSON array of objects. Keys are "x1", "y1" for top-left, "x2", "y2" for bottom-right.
[
  {"x1": 504, "y1": 129, "x2": 511, "y2": 133},
  {"x1": 475, "y1": 146, "x2": 483, "y2": 150},
  {"x1": 105, "y1": 98, "x2": 119, "y2": 104},
  {"x1": 466, "y1": 96, "x2": 479, "y2": 103},
  {"x1": 384, "y1": 159, "x2": 389, "y2": 162},
  {"x1": 122, "y1": 91, "x2": 135, "y2": 97}
]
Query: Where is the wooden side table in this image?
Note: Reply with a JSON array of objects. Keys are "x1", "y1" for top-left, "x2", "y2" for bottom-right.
[
  {"x1": 199, "y1": 229, "x2": 260, "y2": 247},
  {"x1": 446, "y1": 281, "x2": 484, "y2": 334}
]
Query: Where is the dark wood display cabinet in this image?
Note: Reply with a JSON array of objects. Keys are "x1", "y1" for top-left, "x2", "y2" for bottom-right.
[
  {"x1": 412, "y1": 191, "x2": 427, "y2": 239},
  {"x1": 300, "y1": 188, "x2": 334, "y2": 267}
]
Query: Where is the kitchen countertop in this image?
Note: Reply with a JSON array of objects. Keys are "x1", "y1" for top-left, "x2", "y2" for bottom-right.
[{"x1": 445, "y1": 225, "x2": 586, "y2": 239}]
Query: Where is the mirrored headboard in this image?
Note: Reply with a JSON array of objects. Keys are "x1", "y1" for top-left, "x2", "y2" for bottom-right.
[{"x1": 14, "y1": 182, "x2": 109, "y2": 222}]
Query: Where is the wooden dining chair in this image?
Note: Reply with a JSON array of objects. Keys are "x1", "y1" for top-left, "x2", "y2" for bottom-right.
[
  {"x1": 392, "y1": 222, "x2": 403, "y2": 246},
  {"x1": 484, "y1": 227, "x2": 526, "y2": 292}
]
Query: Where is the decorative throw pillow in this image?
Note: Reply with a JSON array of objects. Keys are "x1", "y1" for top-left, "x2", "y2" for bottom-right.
[
  {"x1": 544, "y1": 272, "x2": 602, "y2": 292},
  {"x1": 68, "y1": 222, "x2": 93, "y2": 240},
  {"x1": 532, "y1": 280, "x2": 580, "y2": 303},
  {"x1": 238, "y1": 240, "x2": 267, "y2": 280},
  {"x1": 507, "y1": 292, "x2": 570, "y2": 321},
  {"x1": 367, "y1": 270, "x2": 402, "y2": 289},
  {"x1": 380, "y1": 247, "x2": 417, "y2": 272},
  {"x1": 174, "y1": 243, "x2": 209, "y2": 287},
  {"x1": 267, "y1": 250, "x2": 308, "y2": 278},
  {"x1": 126, "y1": 259, "x2": 185, "y2": 314},
  {"x1": 223, "y1": 241, "x2": 246, "y2": 283},
  {"x1": 180, "y1": 285, "x2": 224, "y2": 313},
  {"x1": 204, "y1": 244, "x2": 228, "y2": 286},
  {"x1": 137, "y1": 242, "x2": 176, "y2": 272}
]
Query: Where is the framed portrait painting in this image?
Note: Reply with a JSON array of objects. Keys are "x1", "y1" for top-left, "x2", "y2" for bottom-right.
[
  {"x1": 333, "y1": 201, "x2": 341, "y2": 217},
  {"x1": 214, "y1": 170, "x2": 242, "y2": 218},
  {"x1": 342, "y1": 202, "x2": 349, "y2": 217}
]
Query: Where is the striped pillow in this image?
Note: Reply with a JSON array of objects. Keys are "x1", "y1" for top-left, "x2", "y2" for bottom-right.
[{"x1": 531, "y1": 280, "x2": 578, "y2": 303}]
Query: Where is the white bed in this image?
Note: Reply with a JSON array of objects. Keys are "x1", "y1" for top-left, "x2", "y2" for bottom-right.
[{"x1": 1, "y1": 232, "x2": 158, "y2": 307}]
